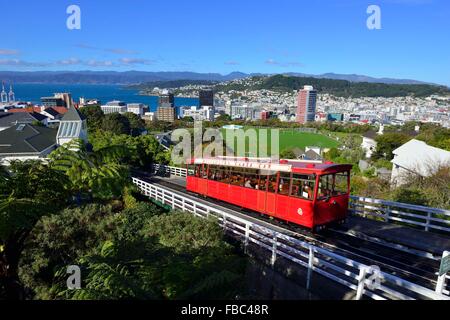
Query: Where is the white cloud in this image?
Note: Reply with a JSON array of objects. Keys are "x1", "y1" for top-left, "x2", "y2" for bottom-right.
[
  {"x1": 119, "y1": 58, "x2": 154, "y2": 65},
  {"x1": 0, "y1": 49, "x2": 20, "y2": 55},
  {"x1": 265, "y1": 59, "x2": 303, "y2": 68}
]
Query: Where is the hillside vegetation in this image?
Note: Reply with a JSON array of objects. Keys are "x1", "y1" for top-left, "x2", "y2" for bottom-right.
[{"x1": 215, "y1": 75, "x2": 450, "y2": 98}]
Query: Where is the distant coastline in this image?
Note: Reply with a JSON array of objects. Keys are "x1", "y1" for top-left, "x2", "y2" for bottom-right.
[{"x1": 8, "y1": 83, "x2": 199, "y2": 112}]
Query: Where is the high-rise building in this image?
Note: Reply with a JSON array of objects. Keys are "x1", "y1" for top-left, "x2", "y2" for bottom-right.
[
  {"x1": 41, "y1": 97, "x2": 66, "y2": 108},
  {"x1": 156, "y1": 90, "x2": 176, "y2": 122},
  {"x1": 54, "y1": 93, "x2": 73, "y2": 109},
  {"x1": 199, "y1": 89, "x2": 214, "y2": 107},
  {"x1": 296, "y1": 85, "x2": 317, "y2": 124},
  {"x1": 159, "y1": 90, "x2": 175, "y2": 107},
  {"x1": 156, "y1": 106, "x2": 176, "y2": 122}
]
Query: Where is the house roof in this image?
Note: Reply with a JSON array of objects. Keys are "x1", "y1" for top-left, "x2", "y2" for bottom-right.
[
  {"x1": 61, "y1": 106, "x2": 85, "y2": 121},
  {"x1": 392, "y1": 139, "x2": 450, "y2": 176},
  {"x1": 0, "y1": 112, "x2": 48, "y2": 128},
  {"x1": 304, "y1": 149, "x2": 322, "y2": 161},
  {"x1": 0, "y1": 124, "x2": 57, "y2": 155},
  {"x1": 42, "y1": 107, "x2": 61, "y2": 117},
  {"x1": 363, "y1": 130, "x2": 378, "y2": 140},
  {"x1": 7, "y1": 107, "x2": 43, "y2": 113}
]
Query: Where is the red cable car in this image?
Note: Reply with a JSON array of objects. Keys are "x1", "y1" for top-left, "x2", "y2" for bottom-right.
[{"x1": 186, "y1": 157, "x2": 352, "y2": 231}]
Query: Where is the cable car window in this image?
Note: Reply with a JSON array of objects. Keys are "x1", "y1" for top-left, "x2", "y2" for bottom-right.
[
  {"x1": 292, "y1": 174, "x2": 315, "y2": 200},
  {"x1": 278, "y1": 172, "x2": 291, "y2": 196},
  {"x1": 243, "y1": 168, "x2": 258, "y2": 189},
  {"x1": 194, "y1": 165, "x2": 202, "y2": 177},
  {"x1": 267, "y1": 172, "x2": 278, "y2": 193},
  {"x1": 318, "y1": 172, "x2": 349, "y2": 200},
  {"x1": 208, "y1": 165, "x2": 218, "y2": 181},
  {"x1": 257, "y1": 174, "x2": 267, "y2": 191},
  {"x1": 187, "y1": 165, "x2": 196, "y2": 176},
  {"x1": 201, "y1": 165, "x2": 208, "y2": 179},
  {"x1": 230, "y1": 168, "x2": 245, "y2": 187}
]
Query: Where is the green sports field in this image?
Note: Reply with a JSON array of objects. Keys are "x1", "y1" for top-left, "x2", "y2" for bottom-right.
[{"x1": 220, "y1": 128, "x2": 340, "y2": 157}]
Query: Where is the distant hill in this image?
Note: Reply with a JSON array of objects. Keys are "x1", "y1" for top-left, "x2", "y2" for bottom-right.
[
  {"x1": 0, "y1": 70, "x2": 443, "y2": 86},
  {"x1": 215, "y1": 75, "x2": 450, "y2": 98},
  {"x1": 284, "y1": 72, "x2": 434, "y2": 85},
  {"x1": 130, "y1": 79, "x2": 219, "y2": 90},
  {"x1": 0, "y1": 71, "x2": 253, "y2": 85}
]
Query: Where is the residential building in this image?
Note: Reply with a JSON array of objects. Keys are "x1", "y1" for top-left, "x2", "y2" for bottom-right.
[
  {"x1": 391, "y1": 139, "x2": 450, "y2": 186},
  {"x1": 0, "y1": 124, "x2": 58, "y2": 165},
  {"x1": 296, "y1": 85, "x2": 317, "y2": 124},
  {"x1": 56, "y1": 106, "x2": 88, "y2": 146},
  {"x1": 0, "y1": 112, "x2": 49, "y2": 131}
]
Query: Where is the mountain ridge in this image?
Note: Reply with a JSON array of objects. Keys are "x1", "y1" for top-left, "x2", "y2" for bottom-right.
[{"x1": 0, "y1": 70, "x2": 443, "y2": 87}]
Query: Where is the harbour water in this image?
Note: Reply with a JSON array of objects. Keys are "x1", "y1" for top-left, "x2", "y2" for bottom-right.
[{"x1": 8, "y1": 83, "x2": 199, "y2": 112}]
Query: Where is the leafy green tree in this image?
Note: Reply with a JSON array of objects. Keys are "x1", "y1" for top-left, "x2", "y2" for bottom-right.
[
  {"x1": 144, "y1": 212, "x2": 246, "y2": 299},
  {"x1": 79, "y1": 106, "x2": 105, "y2": 132},
  {"x1": 280, "y1": 149, "x2": 297, "y2": 159},
  {"x1": 89, "y1": 131, "x2": 170, "y2": 170},
  {"x1": 49, "y1": 139, "x2": 130, "y2": 201},
  {"x1": 392, "y1": 188, "x2": 429, "y2": 206},
  {"x1": 373, "y1": 133, "x2": 411, "y2": 160},
  {"x1": 19, "y1": 204, "x2": 119, "y2": 299},
  {"x1": 0, "y1": 161, "x2": 69, "y2": 299},
  {"x1": 123, "y1": 112, "x2": 145, "y2": 137},
  {"x1": 101, "y1": 113, "x2": 131, "y2": 135}
]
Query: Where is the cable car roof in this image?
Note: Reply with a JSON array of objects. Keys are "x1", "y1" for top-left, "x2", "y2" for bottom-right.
[{"x1": 190, "y1": 157, "x2": 352, "y2": 174}]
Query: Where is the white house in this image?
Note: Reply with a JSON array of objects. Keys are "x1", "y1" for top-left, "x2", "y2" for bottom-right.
[
  {"x1": 361, "y1": 131, "x2": 378, "y2": 159},
  {"x1": 391, "y1": 139, "x2": 450, "y2": 186},
  {"x1": 56, "y1": 106, "x2": 88, "y2": 146},
  {"x1": 127, "y1": 103, "x2": 146, "y2": 116}
]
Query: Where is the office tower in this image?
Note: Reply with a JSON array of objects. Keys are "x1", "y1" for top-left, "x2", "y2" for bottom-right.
[
  {"x1": 159, "y1": 90, "x2": 175, "y2": 107},
  {"x1": 296, "y1": 85, "x2": 317, "y2": 124},
  {"x1": 199, "y1": 89, "x2": 214, "y2": 107},
  {"x1": 156, "y1": 106, "x2": 176, "y2": 122},
  {"x1": 54, "y1": 93, "x2": 73, "y2": 109}
]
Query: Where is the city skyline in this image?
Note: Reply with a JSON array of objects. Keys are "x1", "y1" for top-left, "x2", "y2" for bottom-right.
[{"x1": 1, "y1": 0, "x2": 449, "y2": 85}]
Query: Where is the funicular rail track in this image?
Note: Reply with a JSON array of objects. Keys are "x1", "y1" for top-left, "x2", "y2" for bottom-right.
[
  {"x1": 152, "y1": 178, "x2": 440, "y2": 287},
  {"x1": 133, "y1": 176, "x2": 450, "y2": 300}
]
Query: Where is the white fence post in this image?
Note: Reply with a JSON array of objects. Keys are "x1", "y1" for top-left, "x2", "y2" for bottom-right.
[
  {"x1": 425, "y1": 212, "x2": 432, "y2": 232},
  {"x1": 356, "y1": 267, "x2": 368, "y2": 300},
  {"x1": 385, "y1": 205, "x2": 391, "y2": 222},
  {"x1": 244, "y1": 224, "x2": 250, "y2": 253},
  {"x1": 306, "y1": 246, "x2": 315, "y2": 291},
  {"x1": 436, "y1": 251, "x2": 450, "y2": 295},
  {"x1": 271, "y1": 235, "x2": 277, "y2": 267}
]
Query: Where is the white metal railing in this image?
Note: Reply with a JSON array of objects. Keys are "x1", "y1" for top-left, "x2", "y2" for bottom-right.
[
  {"x1": 153, "y1": 164, "x2": 192, "y2": 177},
  {"x1": 349, "y1": 196, "x2": 450, "y2": 235},
  {"x1": 151, "y1": 164, "x2": 450, "y2": 236},
  {"x1": 132, "y1": 177, "x2": 449, "y2": 300}
]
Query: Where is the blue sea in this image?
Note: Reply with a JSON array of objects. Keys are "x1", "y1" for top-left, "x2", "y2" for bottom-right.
[{"x1": 10, "y1": 83, "x2": 199, "y2": 113}]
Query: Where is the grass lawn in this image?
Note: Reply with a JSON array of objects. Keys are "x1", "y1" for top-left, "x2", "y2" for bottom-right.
[{"x1": 220, "y1": 128, "x2": 340, "y2": 157}]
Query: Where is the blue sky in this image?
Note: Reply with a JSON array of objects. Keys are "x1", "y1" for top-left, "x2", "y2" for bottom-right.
[{"x1": 1, "y1": 0, "x2": 449, "y2": 85}]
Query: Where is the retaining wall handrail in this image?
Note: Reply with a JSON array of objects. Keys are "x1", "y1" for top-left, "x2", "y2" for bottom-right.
[
  {"x1": 152, "y1": 164, "x2": 450, "y2": 235},
  {"x1": 132, "y1": 177, "x2": 449, "y2": 300}
]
